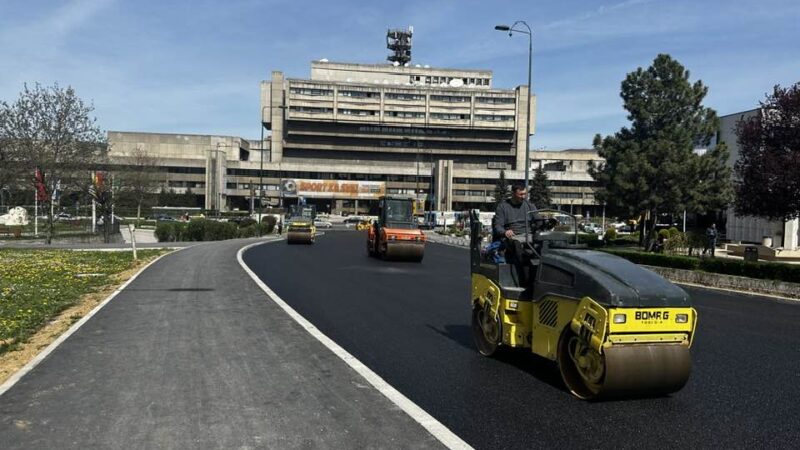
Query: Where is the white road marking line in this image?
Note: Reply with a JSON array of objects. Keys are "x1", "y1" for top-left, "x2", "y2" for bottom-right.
[
  {"x1": 237, "y1": 240, "x2": 473, "y2": 450},
  {"x1": 0, "y1": 250, "x2": 178, "y2": 397}
]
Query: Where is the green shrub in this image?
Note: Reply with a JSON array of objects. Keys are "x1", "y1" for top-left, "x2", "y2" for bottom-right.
[
  {"x1": 603, "y1": 248, "x2": 800, "y2": 283},
  {"x1": 604, "y1": 228, "x2": 617, "y2": 241},
  {"x1": 238, "y1": 225, "x2": 259, "y2": 238},
  {"x1": 155, "y1": 222, "x2": 187, "y2": 242},
  {"x1": 204, "y1": 221, "x2": 238, "y2": 241},
  {"x1": 601, "y1": 249, "x2": 699, "y2": 270},
  {"x1": 261, "y1": 215, "x2": 277, "y2": 233},
  {"x1": 699, "y1": 258, "x2": 800, "y2": 283},
  {"x1": 186, "y1": 219, "x2": 208, "y2": 241},
  {"x1": 668, "y1": 227, "x2": 680, "y2": 238},
  {"x1": 658, "y1": 229, "x2": 670, "y2": 240},
  {"x1": 239, "y1": 218, "x2": 257, "y2": 228}
]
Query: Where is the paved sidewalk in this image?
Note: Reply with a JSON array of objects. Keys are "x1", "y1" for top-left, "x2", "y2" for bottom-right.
[{"x1": 0, "y1": 238, "x2": 443, "y2": 449}]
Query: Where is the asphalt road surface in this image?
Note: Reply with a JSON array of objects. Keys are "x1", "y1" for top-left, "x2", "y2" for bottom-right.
[
  {"x1": 0, "y1": 238, "x2": 444, "y2": 449},
  {"x1": 244, "y1": 231, "x2": 800, "y2": 450}
]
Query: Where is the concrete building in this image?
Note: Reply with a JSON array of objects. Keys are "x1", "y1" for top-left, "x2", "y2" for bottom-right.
[
  {"x1": 108, "y1": 59, "x2": 602, "y2": 216},
  {"x1": 718, "y1": 109, "x2": 799, "y2": 250}
]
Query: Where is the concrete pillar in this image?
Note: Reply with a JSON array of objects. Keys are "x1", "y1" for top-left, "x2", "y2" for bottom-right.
[
  {"x1": 433, "y1": 160, "x2": 454, "y2": 212},
  {"x1": 270, "y1": 71, "x2": 285, "y2": 162},
  {"x1": 784, "y1": 219, "x2": 799, "y2": 250}
]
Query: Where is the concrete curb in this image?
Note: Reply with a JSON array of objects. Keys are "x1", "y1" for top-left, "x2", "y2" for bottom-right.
[{"x1": 642, "y1": 265, "x2": 800, "y2": 301}]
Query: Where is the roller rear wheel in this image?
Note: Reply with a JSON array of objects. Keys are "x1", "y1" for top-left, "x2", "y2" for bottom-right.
[{"x1": 472, "y1": 304, "x2": 501, "y2": 356}]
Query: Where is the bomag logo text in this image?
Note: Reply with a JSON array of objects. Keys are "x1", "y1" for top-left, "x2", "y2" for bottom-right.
[{"x1": 635, "y1": 311, "x2": 669, "y2": 320}]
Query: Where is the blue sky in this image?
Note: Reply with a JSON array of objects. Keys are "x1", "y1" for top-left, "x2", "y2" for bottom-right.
[{"x1": 1, "y1": 0, "x2": 798, "y2": 150}]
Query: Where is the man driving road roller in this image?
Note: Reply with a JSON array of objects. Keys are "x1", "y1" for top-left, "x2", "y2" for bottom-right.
[{"x1": 493, "y1": 183, "x2": 537, "y2": 265}]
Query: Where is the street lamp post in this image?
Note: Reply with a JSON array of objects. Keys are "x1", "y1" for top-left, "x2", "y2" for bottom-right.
[{"x1": 495, "y1": 21, "x2": 533, "y2": 191}]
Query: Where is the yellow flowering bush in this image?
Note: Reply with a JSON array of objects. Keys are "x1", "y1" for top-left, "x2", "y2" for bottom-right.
[{"x1": 0, "y1": 249, "x2": 164, "y2": 354}]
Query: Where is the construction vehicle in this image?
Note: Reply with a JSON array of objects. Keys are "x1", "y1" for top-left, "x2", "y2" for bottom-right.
[
  {"x1": 367, "y1": 196, "x2": 425, "y2": 261},
  {"x1": 286, "y1": 205, "x2": 317, "y2": 244},
  {"x1": 470, "y1": 209, "x2": 697, "y2": 400},
  {"x1": 356, "y1": 219, "x2": 372, "y2": 231}
]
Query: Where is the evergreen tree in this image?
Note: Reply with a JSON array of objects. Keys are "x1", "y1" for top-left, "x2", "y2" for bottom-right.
[
  {"x1": 589, "y1": 54, "x2": 732, "y2": 247},
  {"x1": 493, "y1": 169, "x2": 508, "y2": 207},
  {"x1": 528, "y1": 166, "x2": 551, "y2": 208},
  {"x1": 734, "y1": 83, "x2": 800, "y2": 246}
]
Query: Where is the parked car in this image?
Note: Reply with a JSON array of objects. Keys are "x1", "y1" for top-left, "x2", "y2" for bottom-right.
[
  {"x1": 314, "y1": 219, "x2": 333, "y2": 229},
  {"x1": 155, "y1": 214, "x2": 177, "y2": 222},
  {"x1": 56, "y1": 212, "x2": 74, "y2": 221}
]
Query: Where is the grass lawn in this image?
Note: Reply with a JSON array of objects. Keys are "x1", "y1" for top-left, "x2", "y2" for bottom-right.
[{"x1": 0, "y1": 249, "x2": 166, "y2": 354}]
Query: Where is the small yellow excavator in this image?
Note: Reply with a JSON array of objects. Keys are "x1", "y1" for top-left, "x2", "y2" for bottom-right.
[
  {"x1": 470, "y1": 209, "x2": 697, "y2": 400},
  {"x1": 286, "y1": 205, "x2": 316, "y2": 244}
]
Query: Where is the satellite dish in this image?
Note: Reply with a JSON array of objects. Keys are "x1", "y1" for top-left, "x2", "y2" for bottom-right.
[
  {"x1": 415, "y1": 64, "x2": 421, "y2": 68},
  {"x1": 404, "y1": 63, "x2": 409, "y2": 67},
  {"x1": 393, "y1": 61, "x2": 400, "y2": 67},
  {"x1": 449, "y1": 78, "x2": 464, "y2": 87},
  {"x1": 319, "y1": 58, "x2": 329, "y2": 62},
  {"x1": 423, "y1": 64, "x2": 430, "y2": 68}
]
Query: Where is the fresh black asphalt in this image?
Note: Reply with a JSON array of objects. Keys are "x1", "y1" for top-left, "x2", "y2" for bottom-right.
[
  {"x1": 244, "y1": 231, "x2": 800, "y2": 450},
  {"x1": 0, "y1": 237, "x2": 444, "y2": 449}
]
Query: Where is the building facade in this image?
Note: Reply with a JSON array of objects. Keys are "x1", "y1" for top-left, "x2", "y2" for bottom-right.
[
  {"x1": 718, "y1": 109, "x2": 799, "y2": 249},
  {"x1": 108, "y1": 60, "x2": 603, "y2": 217}
]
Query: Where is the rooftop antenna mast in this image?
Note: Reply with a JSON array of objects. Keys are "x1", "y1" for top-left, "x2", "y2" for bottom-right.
[{"x1": 386, "y1": 26, "x2": 413, "y2": 65}]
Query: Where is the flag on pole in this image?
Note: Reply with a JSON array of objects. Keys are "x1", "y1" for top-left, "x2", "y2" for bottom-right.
[{"x1": 35, "y1": 168, "x2": 47, "y2": 201}]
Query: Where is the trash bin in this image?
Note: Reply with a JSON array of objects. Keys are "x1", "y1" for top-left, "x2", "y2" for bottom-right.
[
  {"x1": 744, "y1": 246, "x2": 759, "y2": 263},
  {"x1": 762, "y1": 236, "x2": 773, "y2": 247}
]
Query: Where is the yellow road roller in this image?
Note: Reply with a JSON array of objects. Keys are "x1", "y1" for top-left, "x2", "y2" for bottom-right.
[
  {"x1": 367, "y1": 196, "x2": 425, "y2": 261},
  {"x1": 286, "y1": 205, "x2": 317, "y2": 244},
  {"x1": 470, "y1": 209, "x2": 697, "y2": 400}
]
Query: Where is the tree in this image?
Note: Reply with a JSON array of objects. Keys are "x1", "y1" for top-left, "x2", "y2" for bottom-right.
[
  {"x1": 118, "y1": 146, "x2": 161, "y2": 223},
  {"x1": 0, "y1": 83, "x2": 106, "y2": 243},
  {"x1": 493, "y1": 169, "x2": 509, "y2": 208},
  {"x1": 589, "y1": 54, "x2": 732, "y2": 248},
  {"x1": 734, "y1": 83, "x2": 800, "y2": 246},
  {"x1": 528, "y1": 166, "x2": 551, "y2": 208}
]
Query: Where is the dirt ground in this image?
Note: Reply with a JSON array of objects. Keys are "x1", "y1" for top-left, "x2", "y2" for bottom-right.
[{"x1": 0, "y1": 254, "x2": 166, "y2": 386}]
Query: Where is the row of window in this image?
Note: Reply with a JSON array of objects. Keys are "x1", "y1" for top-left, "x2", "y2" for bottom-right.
[
  {"x1": 290, "y1": 87, "x2": 333, "y2": 96},
  {"x1": 168, "y1": 181, "x2": 205, "y2": 188},
  {"x1": 326, "y1": 109, "x2": 513, "y2": 121},
  {"x1": 339, "y1": 108, "x2": 377, "y2": 116},
  {"x1": 385, "y1": 92, "x2": 424, "y2": 101},
  {"x1": 166, "y1": 166, "x2": 205, "y2": 174},
  {"x1": 411, "y1": 75, "x2": 491, "y2": 86},
  {"x1": 453, "y1": 190, "x2": 490, "y2": 197},
  {"x1": 430, "y1": 113, "x2": 469, "y2": 121},
  {"x1": 475, "y1": 114, "x2": 514, "y2": 122},
  {"x1": 340, "y1": 90, "x2": 379, "y2": 99},
  {"x1": 226, "y1": 168, "x2": 427, "y2": 182},
  {"x1": 290, "y1": 87, "x2": 514, "y2": 105},
  {"x1": 290, "y1": 106, "x2": 333, "y2": 114}
]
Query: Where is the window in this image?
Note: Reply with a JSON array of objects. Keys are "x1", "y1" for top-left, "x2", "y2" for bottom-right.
[
  {"x1": 431, "y1": 112, "x2": 469, "y2": 120},
  {"x1": 386, "y1": 111, "x2": 424, "y2": 118},
  {"x1": 339, "y1": 90, "x2": 378, "y2": 98},
  {"x1": 475, "y1": 114, "x2": 514, "y2": 122},
  {"x1": 289, "y1": 106, "x2": 333, "y2": 114},
  {"x1": 544, "y1": 161, "x2": 567, "y2": 172},
  {"x1": 385, "y1": 92, "x2": 424, "y2": 101},
  {"x1": 476, "y1": 97, "x2": 515, "y2": 105},
  {"x1": 453, "y1": 189, "x2": 466, "y2": 196},
  {"x1": 290, "y1": 87, "x2": 332, "y2": 96},
  {"x1": 430, "y1": 95, "x2": 469, "y2": 103},
  {"x1": 167, "y1": 166, "x2": 205, "y2": 174},
  {"x1": 338, "y1": 108, "x2": 376, "y2": 116},
  {"x1": 226, "y1": 183, "x2": 237, "y2": 189}
]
